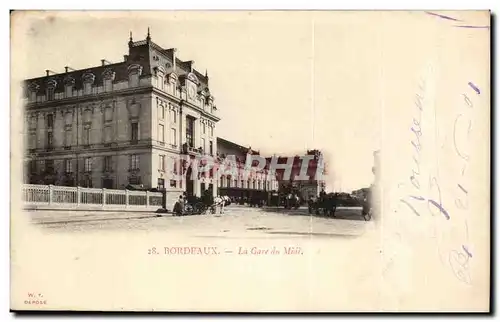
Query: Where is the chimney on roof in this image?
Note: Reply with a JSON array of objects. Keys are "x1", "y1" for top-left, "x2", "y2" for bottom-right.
[
  {"x1": 45, "y1": 69, "x2": 57, "y2": 76},
  {"x1": 64, "y1": 66, "x2": 76, "y2": 73},
  {"x1": 124, "y1": 55, "x2": 129, "y2": 62},
  {"x1": 101, "y1": 59, "x2": 112, "y2": 66},
  {"x1": 188, "y1": 61, "x2": 195, "y2": 73},
  {"x1": 128, "y1": 31, "x2": 133, "y2": 48}
]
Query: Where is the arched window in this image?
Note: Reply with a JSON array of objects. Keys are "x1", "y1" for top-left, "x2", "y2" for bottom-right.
[
  {"x1": 128, "y1": 64, "x2": 143, "y2": 88},
  {"x1": 82, "y1": 72, "x2": 95, "y2": 95}
]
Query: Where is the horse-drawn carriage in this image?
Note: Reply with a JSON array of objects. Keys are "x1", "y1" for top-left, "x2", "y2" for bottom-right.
[
  {"x1": 173, "y1": 193, "x2": 230, "y2": 216},
  {"x1": 308, "y1": 191, "x2": 373, "y2": 221},
  {"x1": 280, "y1": 183, "x2": 301, "y2": 209},
  {"x1": 308, "y1": 193, "x2": 338, "y2": 216}
]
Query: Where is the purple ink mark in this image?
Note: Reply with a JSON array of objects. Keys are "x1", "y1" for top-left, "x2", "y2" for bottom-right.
[
  {"x1": 410, "y1": 195, "x2": 425, "y2": 201},
  {"x1": 428, "y1": 199, "x2": 450, "y2": 220},
  {"x1": 468, "y1": 82, "x2": 481, "y2": 95},
  {"x1": 458, "y1": 184, "x2": 468, "y2": 194},
  {"x1": 425, "y1": 11, "x2": 462, "y2": 22},
  {"x1": 400, "y1": 199, "x2": 421, "y2": 216},
  {"x1": 462, "y1": 245, "x2": 473, "y2": 258},
  {"x1": 455, "y1": 25, "x2": 490, "y2": 30}
]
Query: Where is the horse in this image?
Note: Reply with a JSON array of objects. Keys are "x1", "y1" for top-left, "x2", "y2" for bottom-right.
[
  {"x1": 211, "y1": 195, "x2": 226, "y2": 215},
  {"x1": 285, "y1": 193, "x2": 300, "y2": 209},
  {"x1": 309, "y1": 193, "x2": 338, "y2": 216},
  {"x1": 221, "y1": 195, "x2": 231, "y2": 207}
]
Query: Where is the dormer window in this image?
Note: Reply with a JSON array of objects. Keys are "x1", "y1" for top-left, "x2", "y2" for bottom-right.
[
  {"x1": 82, "y1": 72, "x2": 95, "y2": 95},
  {"x1": 153, "y1": 66, "x2": 166, "y2": 91},
  {"x1": 127, "y1": 64, "x2": 143, "y2": 88},
  {"x1": 102, "y1": 68, "x2": 115, "y2": 92},
  {"x1": 28, "y1": 82, "x2": 39, "y2": 103},
  {"x1": 63, "y1": 76, "x2": 75, "y2": 98},
  {"x1": 46, "y1": 79, "x2": 57, "y2": 101}
]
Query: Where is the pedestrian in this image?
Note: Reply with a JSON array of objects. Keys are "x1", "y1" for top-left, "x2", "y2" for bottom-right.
[{"x1": 173, "y1": 195, "x2": 184, "y2": 216}]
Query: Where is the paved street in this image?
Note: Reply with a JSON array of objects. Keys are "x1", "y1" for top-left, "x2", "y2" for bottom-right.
[
  {"x1": 30, "y1": 205, "x2": 374, "y2": 238},
  {"x1": 19, "y1": 205, "x2": 383, "y2": 311}
]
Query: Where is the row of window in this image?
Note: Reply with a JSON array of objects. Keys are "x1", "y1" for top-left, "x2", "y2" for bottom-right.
[
  {"x1": 32, "y1": 76, "x2": 139, "y2": 103},
  {"x1": 220, "y1": 178, "x2": 272, "y2": 190},
  {"x1": 28, "y1": 155, "x2": 141, "y2": 174},
  {"x1": 29, "y1": 116, "x2": 212, "y2": 153},
  {"x1": 28, "y1": 122, "x2": 140, "y2": 150}
]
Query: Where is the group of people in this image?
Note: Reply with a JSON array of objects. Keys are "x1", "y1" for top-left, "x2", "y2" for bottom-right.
[{"x1": 173, "y1": 188, "x2": 229, "y2": 216}]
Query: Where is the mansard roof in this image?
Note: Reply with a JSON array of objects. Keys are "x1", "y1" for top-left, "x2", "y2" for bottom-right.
[{"x1": 24, "y1": 34, "x2": 210, "y2": 96}]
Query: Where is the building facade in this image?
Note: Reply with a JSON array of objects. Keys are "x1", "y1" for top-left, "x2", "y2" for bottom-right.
[
  {"x1": 23, "y1": 30, "x2": 221, "y2": 197},
  {"x1": 216, "y1": 137, "x2": 279, "y2": 199},
  {"x1": 269, "y1": 149, "x2": 326, "y2": 200}
]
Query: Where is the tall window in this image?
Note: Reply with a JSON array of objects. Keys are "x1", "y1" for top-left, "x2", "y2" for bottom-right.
[
  {"x1": 170, "y1": 110, "x2": 176, "y2": 123},
  {"x1": 201, "y1": 138, "x2": 206, "y2": 152},
  {"x1": 158, "y1": 124, "x2": 164, "y2": 143},
  {"x1": 39, "y1": 160, "x2": 45, "y2": 173},
  {"x1": 158, "y1": 178, "x2": 165, "y2": 189},
  {"x1": 84, "y1": 158, "x2": 92, "y2": 172},
  {"x1": 130, "y1": 154, "x2": 139, "y2": 170},
  {"x1": 241, "y1": 180, "x2": 244, "y2": 188},
  {"x1": 64, "y1": 129, "x2": 72, "y2": 147},
  {"x1": 83, "y1": 126, "x2": 91, "y2": 146},
  {"x1": 104, "y1": 126, "x2": 112, "y2": 143},
  {"x1": 103, "y1": 156, "x2": 112, "y2": 172},
  {"x1": 47, "y1": 114, "x2": 54, "y2": 128},
  {"x1": 65, "y1": 159, "x2": 72, "y2": 174},
  {"x1": 203, "y1": 123, "x2": 206, "y2": 134},
  {"x1": 159, "y1": 155, "x2": 165, "y2": 171},
  {"x1": 186, "y1": 116, "x2": 195, "y2": 148},
  {"x1": 159, "y1": 105, "x2": 165, "y2": 119},
  {"x1": 47, "y1": 132, "x2": 53, "y2": 149},
  {"x1": 131, "y1": 122, "x2": 138, "y2": 142},
  {"x1": 170, "y1": 128, "x2": 177, "y2": 146},
  {"x1": 30, "y1": 160, "x2": 37, "y2": 174},
  {"x1": 210, "y1": 126, "x2": 214, "y2": 137},
  {"x1": 234, "y1": 179, "x2": 237, "y2": 187},
  {"x1": 209, "y1": 141, "x2": 213, "y2": 155},
  {"x1": 46, "y1": 160, "x2": 54, "y2": 173},
  {"x1": 29, "y1": 133, "x2": 37, "y2": 150}
]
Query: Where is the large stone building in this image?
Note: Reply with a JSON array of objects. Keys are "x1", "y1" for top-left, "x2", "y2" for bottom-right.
[
  {"x1": 22, "y1": 30, "x2": 221, "y2": 197},
  {"x1": 216, "y1": 137, "x2": 279, "y2": 199}
]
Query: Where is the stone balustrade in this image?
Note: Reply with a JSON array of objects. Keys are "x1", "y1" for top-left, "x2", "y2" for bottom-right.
[{"x1": 22, "y1": 184, "x2": 165, "y2": 212}]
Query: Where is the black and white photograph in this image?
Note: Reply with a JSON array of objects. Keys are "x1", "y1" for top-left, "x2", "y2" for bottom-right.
[{"x1": 9, "y1": 10, "x2": 490, "y2": 312}]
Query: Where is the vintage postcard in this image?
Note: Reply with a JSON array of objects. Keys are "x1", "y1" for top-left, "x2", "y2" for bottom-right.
[{"x1": 10, "y1": 10, "x2": 490, "y2": 312}]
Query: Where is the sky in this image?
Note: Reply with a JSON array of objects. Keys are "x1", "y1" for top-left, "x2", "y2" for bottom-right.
[{"x1": 13, "y1": 11, "x2": 383, "y2": 192}]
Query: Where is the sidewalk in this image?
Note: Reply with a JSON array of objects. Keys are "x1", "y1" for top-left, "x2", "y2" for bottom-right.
[{"x1": 27, "y1": 210, "x2": 169, "y2": 225}]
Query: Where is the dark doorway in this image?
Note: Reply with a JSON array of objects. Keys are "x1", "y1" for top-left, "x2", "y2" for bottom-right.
[
  {"x1": 201, "y1": 183, "x2": 206, "y2": 194},
  {"x1": 186, "y1": 166, "x2": 194, "y2": 197},
  {"x1": 103, "y1": 178, "x2": 114, "y2": 189}
]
